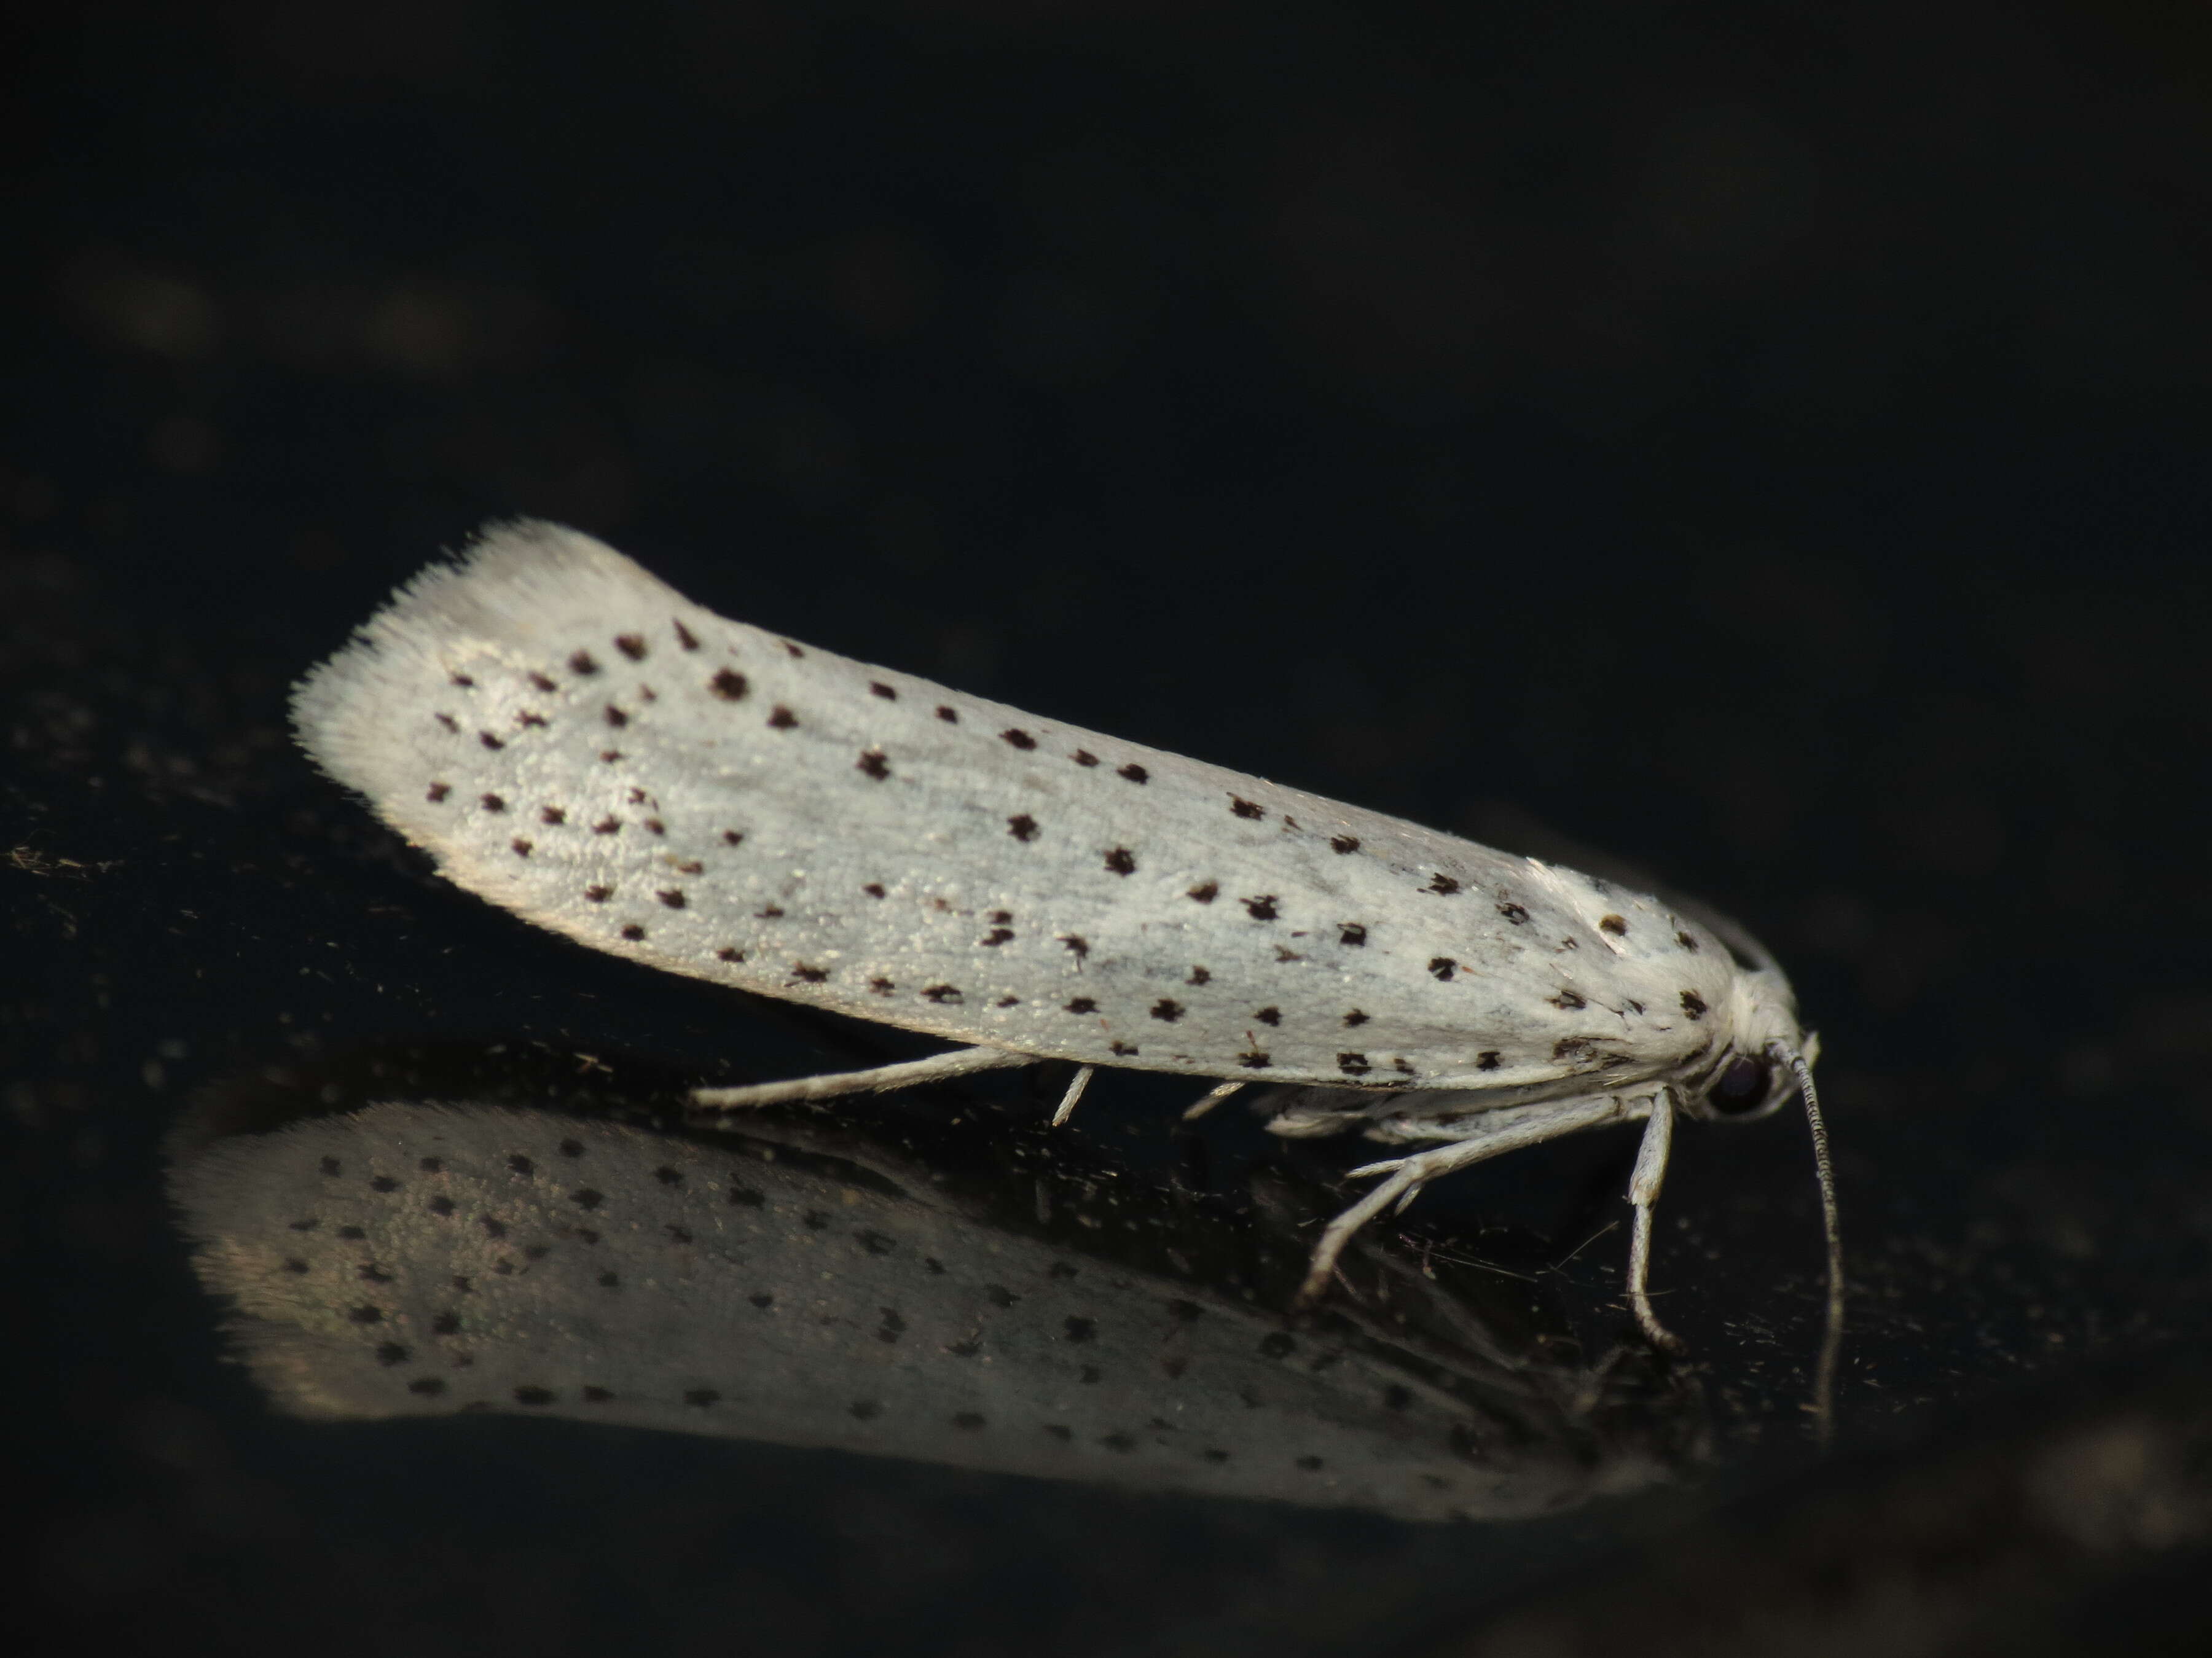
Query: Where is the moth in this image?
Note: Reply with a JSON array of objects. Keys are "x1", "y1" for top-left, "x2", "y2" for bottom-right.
[{"x1": 293, "y1": 520, "x2": 1842, "y2": 1401}]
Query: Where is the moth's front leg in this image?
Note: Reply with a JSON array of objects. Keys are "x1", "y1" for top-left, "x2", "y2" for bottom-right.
[{"x1": 1293, "y1": 1092, "x2": 1648, "y2": 1306}]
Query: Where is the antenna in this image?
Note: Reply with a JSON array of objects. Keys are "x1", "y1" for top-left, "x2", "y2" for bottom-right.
[{"x1": 1780, "y1": 1042, "x2": 1845, "y2": 1442}]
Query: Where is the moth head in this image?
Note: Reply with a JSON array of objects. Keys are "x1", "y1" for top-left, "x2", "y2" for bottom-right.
[{"x1": 1680, "y1": 909, "x2": 1814, "y2": 1125}]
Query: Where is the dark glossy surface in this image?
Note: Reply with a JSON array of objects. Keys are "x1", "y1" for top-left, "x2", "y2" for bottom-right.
[{"x1": 10, "y1": 4, "x2": 2212, "y2": 1653}]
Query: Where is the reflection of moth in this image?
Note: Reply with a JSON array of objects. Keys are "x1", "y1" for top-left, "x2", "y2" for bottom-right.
[{"x1": 171, "y1": 1098, "x2": 1685, "y2": 1522}]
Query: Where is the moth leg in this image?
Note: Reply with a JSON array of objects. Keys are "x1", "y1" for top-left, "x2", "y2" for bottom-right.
[
  {"x1": 691, "y1": 1044, "x2": 1033, "y2": 1109},
  {"x1": 1295, "y1": 1094, "x2": 1639, "y2": 1305},
  {"x1": 1051, "y1": 1064, "x2": 1096, "y2": 1127},
  {"x1": 1181, "y1": 1079, "x2": 1247, "y2": 1121},
  {"x1": 1626, "y1": 1090, "x2": 1684, "y2": 1353}
]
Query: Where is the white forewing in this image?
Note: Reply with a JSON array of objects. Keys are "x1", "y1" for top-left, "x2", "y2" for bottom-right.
[{"x1": 294, "y1": 522, "x2": 1741, "y2": 1092}]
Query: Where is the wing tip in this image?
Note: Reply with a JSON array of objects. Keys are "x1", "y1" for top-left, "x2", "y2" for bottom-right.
[{"x1": 289, "y1": 518, "x2": 676, "y2": 796}]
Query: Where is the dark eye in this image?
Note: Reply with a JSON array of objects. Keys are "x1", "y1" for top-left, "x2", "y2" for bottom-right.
[{"x1": 1709, "y1": 1055, "x2": 1771, "y2": 1114}]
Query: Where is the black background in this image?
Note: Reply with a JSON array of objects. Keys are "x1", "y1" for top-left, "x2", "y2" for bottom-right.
[{"x1": 9, "y1": 2, "x2": 2212, "y2": 1653}]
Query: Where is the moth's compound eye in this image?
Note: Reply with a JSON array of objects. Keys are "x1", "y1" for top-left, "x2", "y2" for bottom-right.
[{"x1": 1708, "y1": 1055, "x2": 1772, "y2": 1115}]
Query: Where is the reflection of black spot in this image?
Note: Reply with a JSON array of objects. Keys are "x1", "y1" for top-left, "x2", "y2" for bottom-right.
[
  {"x1": 1260, "y1": 1332, "x2": 1295, "y2": 1358},
  {"x1": 952, "y1": 1412, "x2": 986, "y2": 1431},
  {"x1": 282, "y1": 1257, "x2": 308, "y2": 1274},
  {"x1": 750, "y1": 1292, "x2": 774, "y2": 1309},
  {"x1": 684, "y1": 1389, "x2": 720, "y2": 1408},
  {"x1": 369, "y1": 1175, "x2": 399, "y2": 1193},
  {"x1": 877, "y1": 1308, "x2": 906, "y2": 1343},
  {"x1": 986, "y1": 1284, "x2": 1018, "y2": 1307},
  {"x1": 1080, "y1": 1366, "x2": 1102, "y2": 1383},
  {"x1": 1064, "y1": 1316, "x2": 1096, "y2": 1343},
  {"x1": 1101, "y1": 1432, "x2": 1135, "y2": 1453},
  {"x1": 375, "y1": 1343, "x2": 410, "y2": 1367},
  {"x1": 571, "y1": 1189, "x2": 604, "y2": 1210},
  {"x1": 1296, "y1": 1455, "x2": 1324, "y2": 1471},
  {"x1": 858, "y1": 1231, "x2": 893, "y2": 1256},
  {"x1": 1202, "y1": 1448, "x2": 1230, "y2": 1463},
  {"x1": 348, "y1": 1305, "x2": 382, "y2": 1325},
  {"x1": 1384, "y1": 1385, "x2": 1413, "y2": 1410},
  {"x1": 728, "y1": 1183, "x2": 764, "y2": 1207},
  {"x1": 850, "y1": 1400, "x2": 881, "y2": 1420},
  {"x1": 581, "y1": 1385, "x2": 613, "y2": 1402},
  {"x1": 1043, "y1": 1424, "x2": 1073, "y2": 1441},
  {"x1": 514, "y1": 1386, "x2": 555, "y2": 1407},
  {"x1": 654, "y1": 1166, "x2": 681, "y2": 1186},
  {"x1": 320, "y1": 1157, "x2": 342, "y2": 1178},
  {"x1": 408, "y1": 1377, "x2": 446, "y2": 1397}
]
